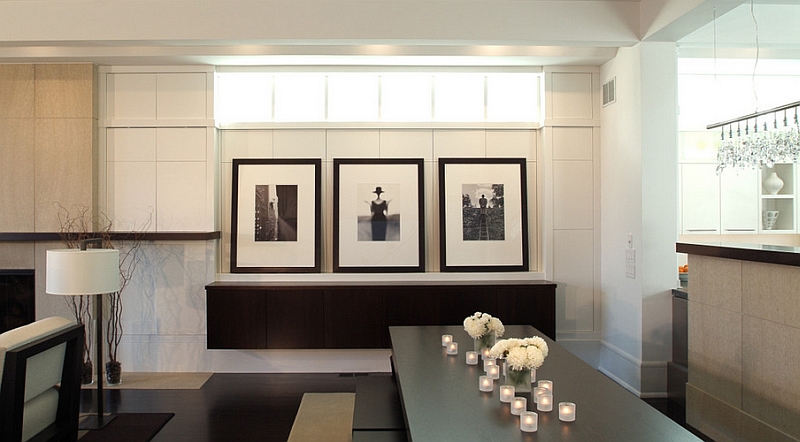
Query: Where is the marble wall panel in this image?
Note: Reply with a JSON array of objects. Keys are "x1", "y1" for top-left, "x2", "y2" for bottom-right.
[
  {"x1": 742, "y1": 261, "x2": 800, "y2": 329},
  {"x1": 0, "y1": 119, "x2": 35, "y2": 231},
  {"x1": 34, "y1": 119, "x2": 93, "y2": 232},
  {"x1": 0, "y1": 243, "x2": 35, "y2": 269},
  {"x1": 34, "y1": 64, "x2": 95, "y2": 119},
  {"x1": 689, "y1": 255, "x2": 742, "y2": 312},
  {"x1": 688, "y1": 300, "x2": 743, "y2": 408},
  {"x1": 0, "y1": 64, "x2": 34, "y2": 118}
]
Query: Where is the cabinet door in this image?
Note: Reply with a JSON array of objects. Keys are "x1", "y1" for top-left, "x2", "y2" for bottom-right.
[
  {"x1": 720, "y1": 168, "x2": 758, "y2": 233},
  {"x1": 681, "y1": 164, "x2": 720, "y2": 234}
]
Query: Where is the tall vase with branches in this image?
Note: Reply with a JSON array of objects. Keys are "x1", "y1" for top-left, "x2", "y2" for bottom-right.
[{"x1": 57, "y1": 204, "x2": 149, "y2": 385}]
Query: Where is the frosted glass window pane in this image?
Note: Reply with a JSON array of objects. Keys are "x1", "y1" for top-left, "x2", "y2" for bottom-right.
[
  {"x1": 381, "y1": 74, "x2": 432, "y2": 121},
  {"x1": 487, "y1": 74, "x2": 540, "y2": 122},
  {"x1": 328, "y1": 74, "x2": 379, "y2": 121},
  {"x1": 274, "y1": 74, "x2": 326, "y2": 121},
  {"x1": 216, "y1": 73, "x2": 272, "y2": 123},
  {"x1": 434, "y1": 74, "x2": 484, "y2": 121}
]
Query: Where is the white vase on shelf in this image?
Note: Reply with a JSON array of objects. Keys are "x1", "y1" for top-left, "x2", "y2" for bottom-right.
[{"x1": 763, "y1": 171, "x2": 785, "y2": 195}]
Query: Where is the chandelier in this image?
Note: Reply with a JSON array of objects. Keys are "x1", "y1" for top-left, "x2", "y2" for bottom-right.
[{"x1": 711, "y1": 101, "x2": 800, "y2": 174}]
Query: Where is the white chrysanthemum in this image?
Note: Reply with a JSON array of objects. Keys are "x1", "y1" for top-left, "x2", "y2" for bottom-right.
[
  {"x1": 506, "y1": 347, "x2": 528, "y2": 370},
  {"x1": 488, "y1": 317, "x2": 505, "y2": 337},
  {"x1": 527, "y1": 336, "x2": 549, "y2": 358},
  {"x1": 525, "y1": 346, "x2": 545, "y2": 369}
]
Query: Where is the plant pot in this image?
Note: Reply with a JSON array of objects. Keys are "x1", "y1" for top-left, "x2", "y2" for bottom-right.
[
  {"x1": 474, "y1": 330, "x2": 497, "y2": 353},
  {"x1": 106, "y1": 361, "x2": 122, "y2": 385},
  {"x1": 81, "y1": 361, "x2": 94, "y2": 385},
  {"x1": 504, "y1": 368, "x2": 532, "y2": 393}
]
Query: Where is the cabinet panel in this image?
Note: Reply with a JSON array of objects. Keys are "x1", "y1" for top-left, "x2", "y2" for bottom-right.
[
  {"x1": 206, "y1": 289, "x2": 267, "y2": 349},
  {"x1": 266, "y1": 290, "x2": 323, "y2": 349},
  {"x1": 759, "y1": 164, "x2": 796, "y2": 232},
  {"x1": 324, "y1": 288, "x2": 388, "y2": 348},
  {"x1": 720, "y1": 168, "x2": 758, "y2": 233},
  {"x1": 681, "y1": 163, "x2": 720, "y2": 234}
]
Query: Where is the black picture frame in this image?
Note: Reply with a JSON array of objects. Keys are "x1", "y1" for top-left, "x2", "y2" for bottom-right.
[
  {"x1": 230, "y1": 158, "x2": 321, "y2": 273},
  {"x1": 438, "y1": 158, "x2": 529, "y2": 272},
  {"x1": 333, "y1": 158, "x2": 425, "y2": 273}
]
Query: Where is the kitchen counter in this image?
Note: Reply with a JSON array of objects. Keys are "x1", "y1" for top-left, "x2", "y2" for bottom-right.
[{"x1": 677, "y1": 241, "x2": 800, "y2": 267}]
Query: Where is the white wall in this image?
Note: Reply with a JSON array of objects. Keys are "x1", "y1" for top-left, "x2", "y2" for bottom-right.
[{"x1": 599, "y1": 42, "x2": 678, "y2": 397}]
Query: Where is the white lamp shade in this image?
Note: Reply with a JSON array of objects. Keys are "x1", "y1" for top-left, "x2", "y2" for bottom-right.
[{"x1": 46, "y1": 249, "x2": 121, "y2": 295}]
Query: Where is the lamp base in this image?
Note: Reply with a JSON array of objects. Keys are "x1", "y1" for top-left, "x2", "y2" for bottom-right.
[{"x1": 79, "y1": 413, "x2": 116, "y2": 430}]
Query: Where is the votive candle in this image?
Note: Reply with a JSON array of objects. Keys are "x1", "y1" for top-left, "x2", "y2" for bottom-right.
[
  {"x1": 537, "y1": 393, "x2": 553, "y2": 412},
  {"x1": 559, "y1": 402, "x2": 576, "y2": 422},
  {"x1": 446, "y1": 341, "x2": 458, "y2": 355},
  {"x1": 533, "y1": 387, "x2": 547, "y2": 404},
  {"x1": 479, "y1": 375, "x2": 493, "y2": 392},
  {"x1": 481, "y1": 347, "x2": 493, "y2": 360},
  {"x1": 520, "y1": 411, "x2": 538, "y2": 432},
  {"x1": 441, "y1": 334, "x2": 453, "y2": 346},
  {"x1": 499, "y1": 385, "x2": 515, "y2": 403},
  {"x1": 538, "y1": 379, "x2": 553, "y2": 393},
  {"x1": 487, "y1": 364, "x2": 500, "y2": 380},
  {"x1": 466, "y1": 351, "x2": 479, "y2": 365},
  {"x1": 483, "y1": 357, "x2": 496, "y2": 372},
  {"x1": 511, "y1": 397, "x2": 527, "y2": 415}
]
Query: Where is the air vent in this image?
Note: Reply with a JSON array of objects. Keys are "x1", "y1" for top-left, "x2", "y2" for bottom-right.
[{"x1": 602, "y1": 77, "x2": 616, "y2": 107}]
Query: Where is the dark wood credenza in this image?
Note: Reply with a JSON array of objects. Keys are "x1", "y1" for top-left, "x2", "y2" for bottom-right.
[{"x1": 205, "y1": 280, "x2": 556, "y2": 349}]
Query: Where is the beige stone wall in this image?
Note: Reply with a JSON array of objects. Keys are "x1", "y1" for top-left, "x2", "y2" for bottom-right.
[
  {"x1": 687, "y1": 254, "x2": 800, "y2": 442},
  {"x1": 0, "y1": 63, "x2": 96, "y2": 268}
]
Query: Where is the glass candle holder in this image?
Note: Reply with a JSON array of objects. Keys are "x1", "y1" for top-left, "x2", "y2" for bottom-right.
[
  {"x1": 441, "y1": 334, "x2": 453, "y2": 347},
  {"x1": 530, "y1": 368, "x2": 537, "y2": 383},
  {"x1": 511, "y1": 396, "x2": 527, "y2": 415},
  {"x1": 538, "y1": 379, "x2": 553, "y2": 393},
  {"x1": 479, "y1": 375, "x2": 493, "y2": 392},
  {"x1": 480, "y1": 347, "x2": 493, "y2": 360},
  {"x1": 537, "y1": 393, "x2": 553, "y2": 412},
  {"x1": 466, "y1": 351, "x2": 479, "y2": 365},
  {"x1": 499, "y1": 385, "x2": 515, "y2": 403},
  {"x1": 520, "y1": 411, "x2": 538, "y2": 432},
  {"x1": 559, "y1": 402, "x2": 576, "y2": 422},
  {"x1": 533, "y1": 387, "x2": 547, "y2": 404},
  {"x1": 446, "y1": 341, "x2": 458, "y2": 355},
  {"x1": 487, "y1": 364, "x2": 500, "y2": 380},
  {"x1": 483, "y1": 357, "x2": 496, "y2": 372}
]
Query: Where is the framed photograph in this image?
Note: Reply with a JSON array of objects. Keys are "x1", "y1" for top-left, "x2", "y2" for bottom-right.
[
  {"x1": 230, "y1": 158, "x2": 321, "y2": 273},
  {"x1": 438, "y1": 158, "x2": 529, "y2": 272},
  {"x1": 333, "y1": 158, "x2": 425, "y2": 272}
]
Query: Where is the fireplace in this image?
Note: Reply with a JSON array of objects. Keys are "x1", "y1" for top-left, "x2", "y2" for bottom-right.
[{"x1": 0, "y1": 270, "x2": 35, "y2": 333}]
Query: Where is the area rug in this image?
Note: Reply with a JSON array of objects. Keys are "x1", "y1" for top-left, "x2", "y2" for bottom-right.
[
  {"x1": 287, "y1": 393, "x2": 355, "y2": 442},
  {"x1": 81, "y1": 372, "x2": 212, "y2": 390},
  {"x1": 78, "y1": 413, "x2": 174, "y2": 442}
]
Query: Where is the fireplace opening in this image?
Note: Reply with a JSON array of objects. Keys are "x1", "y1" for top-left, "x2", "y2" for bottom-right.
[{"x1": 0, "y1": 270, "x2": 35, "y2": 333}]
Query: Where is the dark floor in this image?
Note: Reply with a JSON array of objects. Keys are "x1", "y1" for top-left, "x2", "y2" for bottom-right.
[{"x1": 80, "y1": 373, "x2": 713, "y2": 442}]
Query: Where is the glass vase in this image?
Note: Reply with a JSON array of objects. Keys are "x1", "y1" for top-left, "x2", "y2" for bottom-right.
[
  {"x1": 473, "y1": 330, "x2": 497, "y2": 353},
  {"x1": 504, "y1": 367, "x2": 532, "y2": 393}
]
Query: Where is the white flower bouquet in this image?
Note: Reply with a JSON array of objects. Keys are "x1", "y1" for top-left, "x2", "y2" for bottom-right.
[
  {"x1": 489, "y1": 336, "x2": 549, "y2": 371},
  {"x1": 463, "y1": 312, "x2": 505, "y2": 339}
]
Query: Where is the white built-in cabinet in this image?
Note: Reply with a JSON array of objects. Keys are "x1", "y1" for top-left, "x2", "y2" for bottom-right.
[
  {"x1": 680, "y1": 160, "x2": 798, "y2": 234},
  {"x1": 100, "y1": 67, "x2": 216, "y2": 232}
]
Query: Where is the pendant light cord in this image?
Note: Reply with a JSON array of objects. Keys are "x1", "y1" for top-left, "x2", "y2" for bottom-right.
[{"x1": 750, "y1": 0, "x2": 760, "y2": 113}]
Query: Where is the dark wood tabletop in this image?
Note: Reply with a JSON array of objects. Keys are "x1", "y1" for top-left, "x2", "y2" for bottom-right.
[{"x1": 390, "y1": 325, "x2": 702, "y2": 442}]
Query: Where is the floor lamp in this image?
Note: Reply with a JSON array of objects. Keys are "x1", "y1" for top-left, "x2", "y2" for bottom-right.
[{"x1": 46, "y1": 238, "x2": 120, "y2": 430}]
